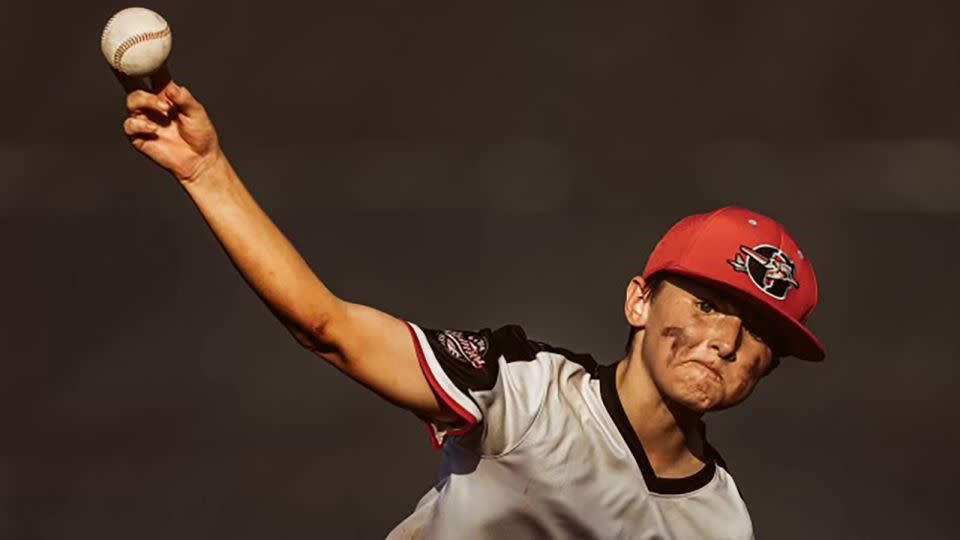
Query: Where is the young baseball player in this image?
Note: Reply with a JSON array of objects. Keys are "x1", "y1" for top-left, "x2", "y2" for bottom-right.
[{"x1": 120, "y1": 80, "x2": 823, "y2": 539}]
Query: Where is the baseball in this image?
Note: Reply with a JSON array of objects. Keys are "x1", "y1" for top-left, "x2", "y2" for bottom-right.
[{"x1": 100, "y1": 7, "x2": 172, "y2": 77}]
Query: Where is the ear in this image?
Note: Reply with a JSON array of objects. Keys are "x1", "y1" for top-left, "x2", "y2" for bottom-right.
[{"x1": 624, "y1": 275, "x2": 653, "y2": 329}]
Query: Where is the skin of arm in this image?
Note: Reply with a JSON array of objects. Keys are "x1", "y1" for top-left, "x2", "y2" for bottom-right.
[{"x1": 122, "y1": 79, "x2": 458, "y2": 425}]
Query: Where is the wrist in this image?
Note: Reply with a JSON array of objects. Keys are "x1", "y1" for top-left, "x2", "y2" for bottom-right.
[{"x1": 178, "y1": 150, "x2": 231, "y2": 189}]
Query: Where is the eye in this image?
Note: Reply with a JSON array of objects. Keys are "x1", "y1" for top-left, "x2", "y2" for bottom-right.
[{"x1": 696, "y1": 300, "x2": 717, "y2": 314}]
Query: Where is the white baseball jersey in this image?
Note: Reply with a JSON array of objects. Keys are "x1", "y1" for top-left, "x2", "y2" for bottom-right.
[{"x1": 387, "y1": 322, "x2": 754, "y2": 540}]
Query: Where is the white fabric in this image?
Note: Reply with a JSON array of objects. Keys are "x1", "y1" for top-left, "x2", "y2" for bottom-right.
[{"x1": 388, "y1": 330, "x2": 754, "y2": 540}]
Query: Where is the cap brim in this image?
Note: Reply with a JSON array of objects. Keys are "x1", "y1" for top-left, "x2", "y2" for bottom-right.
[{"x1": 646, "y1": 269, "x2": 826, "y2": 362}]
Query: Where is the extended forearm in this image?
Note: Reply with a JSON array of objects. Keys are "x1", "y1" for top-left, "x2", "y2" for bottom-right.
[{"x1": 180, "y1": 155, "x2": 338, "y2": 344}]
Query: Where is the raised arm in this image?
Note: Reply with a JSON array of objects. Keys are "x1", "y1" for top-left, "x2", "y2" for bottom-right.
[{"x1": 121, "y1": 80, "x2": 457, "y2": 424}]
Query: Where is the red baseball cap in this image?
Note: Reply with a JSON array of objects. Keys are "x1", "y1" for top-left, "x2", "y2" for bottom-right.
[{"x1": 643, "y1": 207, "x2": 825, "y2": 361}]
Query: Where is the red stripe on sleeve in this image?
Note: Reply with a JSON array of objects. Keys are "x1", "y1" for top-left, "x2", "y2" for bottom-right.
[{"x1": 403, "y1": 320, "x2": 479, "y2": 447}]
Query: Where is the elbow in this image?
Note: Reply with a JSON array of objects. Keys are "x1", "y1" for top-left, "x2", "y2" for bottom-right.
[
  {"x1": 290, "y1": 311, "x2": 338, "y2": 352},
  {"x1": 287, "y1": 299, "x2": 350, "y2": 364},
  {"x1": 291, "y1": 315, "x2": 349, "y2": 367}
]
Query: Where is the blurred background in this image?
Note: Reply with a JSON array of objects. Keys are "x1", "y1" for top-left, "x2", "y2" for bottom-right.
[{"x1": 3, "y1": 1, "x2": 959, "y2": 538}]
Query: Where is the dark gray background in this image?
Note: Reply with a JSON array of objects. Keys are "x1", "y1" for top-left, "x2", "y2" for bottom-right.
[{"x1": 3, "y1": 1, "x2": 959, "y2": 538}]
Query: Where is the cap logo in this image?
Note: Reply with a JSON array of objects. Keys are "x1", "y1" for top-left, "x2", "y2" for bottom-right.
[
  {"x1": 728, "y1": 244, "x2": 800, "y2": 300},
  {"x1": 436, "y1": 330, "x2": 489, "y2": 369}
]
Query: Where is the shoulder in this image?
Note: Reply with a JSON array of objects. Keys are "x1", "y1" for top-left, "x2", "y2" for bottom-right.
[
  {"x1": 527, "y1": 336, "x2": 599, "y2": 377},
  {"x1": 418, "y1": 323, "x2": 597, "y2": 372},
  {"x1": 412, "y1": 321, "x2": 598, "y2": 408},
  {"x1": 408, "y1": 320, "x2": 597, "y2": 449}
]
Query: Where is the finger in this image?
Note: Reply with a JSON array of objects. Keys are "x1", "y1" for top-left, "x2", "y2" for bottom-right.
[
  {"x1": 126, "y1": 90, "x2": 172, "y2": 117},
  {"x1": 130, "y1": 135, "x2": 154, "y2": 152},
  {"x1": 162, "y1": 82, "x2": 205, "y2": 118},
  {"x1": 123, "y1": 116, "x2": 160, "y2": 136},
  {"x1": 111, "y1": 66, "x2": 149, "y2": 94}
]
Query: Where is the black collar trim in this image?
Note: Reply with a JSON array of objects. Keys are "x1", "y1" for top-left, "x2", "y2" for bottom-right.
[{"x1": 598, "y1": 363, "x2": 717, "y2": 495}]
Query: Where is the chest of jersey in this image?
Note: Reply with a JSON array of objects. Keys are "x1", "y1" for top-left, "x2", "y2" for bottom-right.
[
  {"x1": 392, "y1": 325, "x2": 754, "y2": 539},
  {"x1": 407, "y1": 366, "x2": 753, "y2": 539}
]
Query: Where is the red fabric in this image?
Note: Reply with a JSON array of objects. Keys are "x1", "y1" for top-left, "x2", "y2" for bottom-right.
[{"x1": 643, "y1": 207, "x2": 825, "y2": 361}]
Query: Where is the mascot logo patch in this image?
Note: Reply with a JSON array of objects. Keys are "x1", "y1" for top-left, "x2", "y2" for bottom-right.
[
  {"x1": 728, "y1": 244, "x2": 800, "y2": 300},
  {"x1": 437, "y1": 330, "x2": 489, "y2": 369}
]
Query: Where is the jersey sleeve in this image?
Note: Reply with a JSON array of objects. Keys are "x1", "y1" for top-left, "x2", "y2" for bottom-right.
[{"x1": 403, "y1": 320, "x2": 554, "y2": 453}]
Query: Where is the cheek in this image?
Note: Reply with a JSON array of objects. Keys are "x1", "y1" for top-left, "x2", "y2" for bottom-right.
[
  {"x1": 650, "y1": 324, "x2": 702, "y2": 364},
  {"x1": 719, "y1": 358, "x2": 767, "y2": 407},
  {"x1": 643, "y1": 326, "x2": 726, "y2": 410},
  {"x1": 723, "y1": 374, "x2": 756, "y2": 406}
]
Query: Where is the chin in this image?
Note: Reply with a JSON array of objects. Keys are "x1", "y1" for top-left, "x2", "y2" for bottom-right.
[
  {"x1": 663, "y1": 369, "x2": 727, "y2": 412},
  {"x1": 669, "y1": 387, "x2": 722, "y2": 412}
]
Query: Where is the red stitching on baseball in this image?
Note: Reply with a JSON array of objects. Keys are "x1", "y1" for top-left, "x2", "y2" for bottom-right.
[{"x1": 113, "y1": 26, "x2": 171, "y2": 74}]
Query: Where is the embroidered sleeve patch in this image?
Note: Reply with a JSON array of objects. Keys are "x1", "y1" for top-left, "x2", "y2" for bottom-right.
[{"x1": 436, "y1": 330, "x2": 490, "y2": 369}]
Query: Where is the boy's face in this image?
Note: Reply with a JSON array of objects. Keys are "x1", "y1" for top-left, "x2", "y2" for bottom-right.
[{"x1": 629, "y1": 275, "x2": 779, "y2": 412}]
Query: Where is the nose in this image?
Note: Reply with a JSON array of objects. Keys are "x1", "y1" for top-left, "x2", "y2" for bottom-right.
[{"x1": 708, "y1": 315, "x2": 742, "y2": 361}]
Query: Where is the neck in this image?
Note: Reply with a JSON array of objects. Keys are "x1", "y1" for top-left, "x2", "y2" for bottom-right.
[{"x1": 615, "y1": 353, "x2": 708, "y2": 475}]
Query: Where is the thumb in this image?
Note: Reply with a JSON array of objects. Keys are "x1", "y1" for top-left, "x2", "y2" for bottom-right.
[{"x1": 163, "y1": 81, "x2": 204, "y2": 117}]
